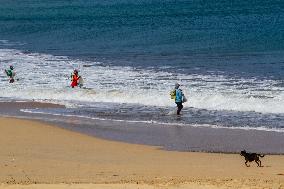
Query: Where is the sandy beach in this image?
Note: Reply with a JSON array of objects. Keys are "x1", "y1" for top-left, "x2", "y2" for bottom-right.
[{"x1": 0, "y1": 117, "x2": 283, "y2": 189}]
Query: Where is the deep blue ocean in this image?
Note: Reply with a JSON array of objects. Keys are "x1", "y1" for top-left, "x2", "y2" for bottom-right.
[
  {"x1": 0, "y1": 0, "x2": 284, "y2": 132},
  {"x1": 1, "y1": 0, "x2": 284, "y2": 76}
]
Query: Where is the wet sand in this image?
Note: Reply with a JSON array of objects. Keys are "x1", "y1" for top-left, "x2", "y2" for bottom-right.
[
  {"x1": 1, "y1": 101, "x2": 284, "y2": 154},
  {"x1": 0, "y1": 117, "x2": 283, "y2": 189},
  {"x1": 0, "y1": 101, "x2": 64, "y2": 114}
]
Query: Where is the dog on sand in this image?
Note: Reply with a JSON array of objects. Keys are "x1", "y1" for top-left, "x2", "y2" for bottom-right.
[{"x1": 240, "y1": 150, "x2": 265, "y2": 167}]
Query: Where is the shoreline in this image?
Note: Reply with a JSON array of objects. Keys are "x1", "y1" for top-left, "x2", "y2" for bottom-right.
[{"x1": 1, "y1": 101, "x2": 284, "y2": 154}]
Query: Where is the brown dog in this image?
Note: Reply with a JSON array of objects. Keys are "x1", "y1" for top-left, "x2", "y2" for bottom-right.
[{"x1": 240, "y1": 150, "x2": 265, "y2": 167}]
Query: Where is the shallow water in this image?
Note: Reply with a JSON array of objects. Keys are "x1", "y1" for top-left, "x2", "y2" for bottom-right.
[
  {"x1": 1, "y1": 101, "x2": 284, "y2": 154},
  {"x1": 0, "y1": 48, "x2": 283, "y2": 132}
]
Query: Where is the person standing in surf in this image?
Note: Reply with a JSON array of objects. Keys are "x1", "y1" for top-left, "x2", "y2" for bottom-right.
[
  {"x1": 70, "y1": 69, "x2": 84, "y2": 88},
  {"x1": 170, "y1": 83, "x2": 186, "y2": 115},
  {"x1": 70, "y1": 69, "x2": 80, "y2": 88},
  {"x1": 5, "y1": 65, "x2": 15, "y2": 83}
]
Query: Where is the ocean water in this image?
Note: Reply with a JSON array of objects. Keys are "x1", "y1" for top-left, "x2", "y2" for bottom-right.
[{"x1": 0, "y1": 0, "x2": 284, "y2": 132}]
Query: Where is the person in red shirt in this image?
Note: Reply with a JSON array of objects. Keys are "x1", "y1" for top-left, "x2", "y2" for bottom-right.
[{"x1": 70, "y1": 69, "x2": 80, "y2": 88}]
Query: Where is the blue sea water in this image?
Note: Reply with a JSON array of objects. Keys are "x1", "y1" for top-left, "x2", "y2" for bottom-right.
[{"x1": 0, "y1": 0, "x2": 284, "y2": 132}]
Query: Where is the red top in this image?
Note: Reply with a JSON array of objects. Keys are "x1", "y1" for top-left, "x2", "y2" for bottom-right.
[{"x1": 71, "y1": 74, "x2": 79, "y2": 88}]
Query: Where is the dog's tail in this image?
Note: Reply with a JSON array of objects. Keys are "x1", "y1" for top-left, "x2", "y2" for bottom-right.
[{"x1": 258, "y1": 154, "x2": 265, "y2": 158}]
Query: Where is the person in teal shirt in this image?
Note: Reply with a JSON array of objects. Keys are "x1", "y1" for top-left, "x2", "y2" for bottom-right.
[
  {"x1": 5, "y1": 65, "x2": 15, "y2": 83},
  {"x1": 174, "y1": 83, "x2": 184, "y2": 115}
]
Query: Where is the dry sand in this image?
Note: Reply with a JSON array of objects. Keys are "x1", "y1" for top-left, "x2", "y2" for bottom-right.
[{"x1": 0, "y1": 117, "x2": 283, "y2": 189}]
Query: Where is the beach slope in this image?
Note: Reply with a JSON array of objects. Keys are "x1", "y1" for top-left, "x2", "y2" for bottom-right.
[{"x1": 0, "y1": 117, "x2": 283, "y2": 188}]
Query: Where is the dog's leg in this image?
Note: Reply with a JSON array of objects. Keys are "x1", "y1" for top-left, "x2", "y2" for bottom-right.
[
  {"x1": 259, "y1": 160, "x2": 262, "y2": 167},
  {"x1": 245, "y1": 161, "x2": 250, "y2": 167},
  {"x1": 255, "y1": 160, "x2": 260, "y2": 167}
]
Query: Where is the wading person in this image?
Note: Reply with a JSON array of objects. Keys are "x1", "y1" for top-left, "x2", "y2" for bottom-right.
[
  {"x1": 5, "y1": 65, "x2": 15, "y2": 83},
  {"x1": 170, "y1": 83, "x2": 186, "y2": 115},
  {"x1": 70, "y1": 69, "x2": 80, "y2": 88}
]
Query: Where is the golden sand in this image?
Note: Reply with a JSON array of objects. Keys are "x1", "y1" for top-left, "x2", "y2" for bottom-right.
[{"x1": 0, "y1": 117, "x2": 283, "y2": 188}]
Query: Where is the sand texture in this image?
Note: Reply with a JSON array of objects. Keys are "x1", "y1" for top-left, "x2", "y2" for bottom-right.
[{"x1": 0, "y1": 117, "x2": 283, "y2": 188}]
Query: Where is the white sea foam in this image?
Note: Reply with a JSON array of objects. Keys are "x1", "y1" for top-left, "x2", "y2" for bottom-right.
[{"x1": 1, "y1": 48, "x2": 284, "y2": 114}]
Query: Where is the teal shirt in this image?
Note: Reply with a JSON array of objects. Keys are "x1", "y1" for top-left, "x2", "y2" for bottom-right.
[
  {"x1": 175, "y1": 89, "x2": 183, "y2": 103},
  {"x1": 5, "y1": 69, "x2": 13, "y2": 77}
]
